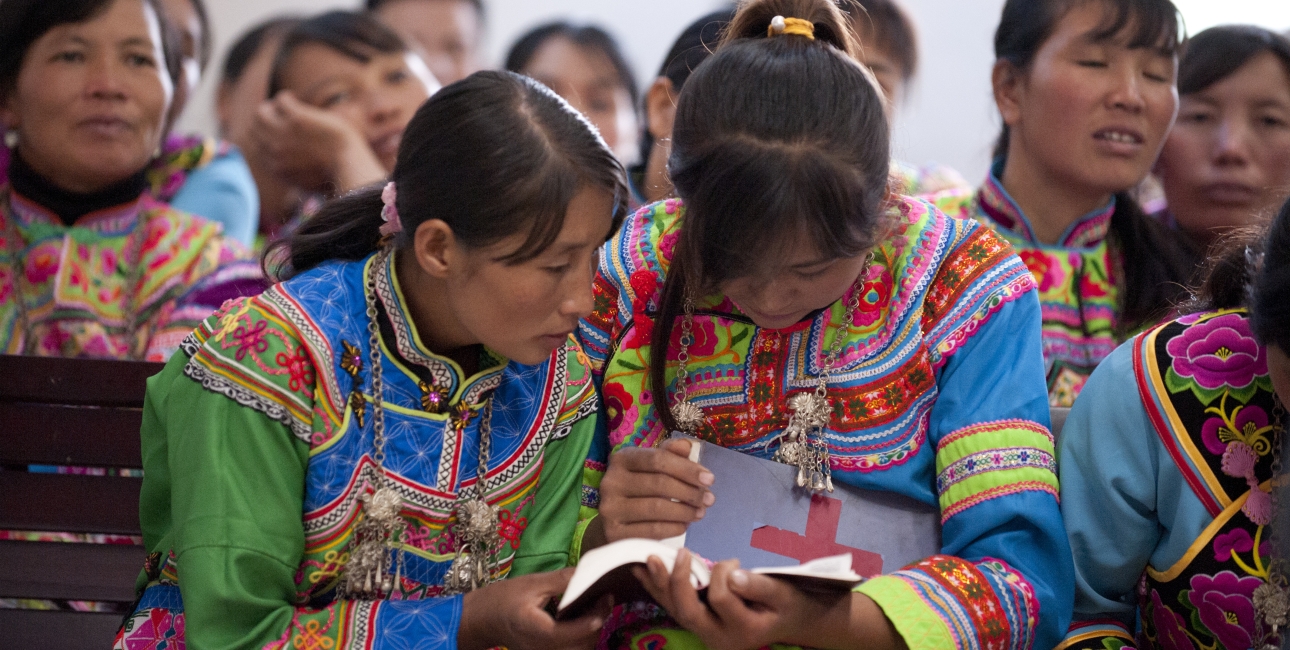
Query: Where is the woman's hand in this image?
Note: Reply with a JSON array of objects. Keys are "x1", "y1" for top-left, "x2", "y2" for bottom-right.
[
  {"x1": 635, "y1": 549, "x2": 906, "y2": 650},
  {"x1": 457, "y1": 568, "x2": 610, "y2": 650},
  {"x1": 249, "y1": 91, "x2": 387, "y2": 194},
  {"x1": 595, "y1": 438, "x2": 715, "y2": 543}
]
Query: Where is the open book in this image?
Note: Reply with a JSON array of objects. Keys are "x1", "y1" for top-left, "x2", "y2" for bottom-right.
[{"x1": 556, "y1": 538, "x2": 863, "y2": 618}]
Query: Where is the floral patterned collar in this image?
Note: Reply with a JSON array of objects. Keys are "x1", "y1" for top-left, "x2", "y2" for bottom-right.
[
  {"x1": 7, "y1": 185, "x2": 148, "y2": 235},
  {"x1": 976, "y1": 159, "x2": 1115, "y2": 250}
]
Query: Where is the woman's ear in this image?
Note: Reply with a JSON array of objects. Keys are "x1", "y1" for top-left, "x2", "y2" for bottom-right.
[
  {"x1": 412, "y1": 219, "x2": 457, "y2": 279},
  {"x1": 645, "y1": 77, "x2": 678, "y2": 141},
  {"x1": 992, "y1": 59, "x2": 1025, "y2": 128}
]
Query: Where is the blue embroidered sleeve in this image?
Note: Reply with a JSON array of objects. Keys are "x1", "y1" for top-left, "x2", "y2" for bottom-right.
[{"x1": 859, "y1": 292, "x2": 1075, "y2": 650}]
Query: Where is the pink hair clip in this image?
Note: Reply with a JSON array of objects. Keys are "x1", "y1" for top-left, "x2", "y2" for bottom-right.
[{"x1": 380, "y1": 182, "x2": 403, "y2": 237}]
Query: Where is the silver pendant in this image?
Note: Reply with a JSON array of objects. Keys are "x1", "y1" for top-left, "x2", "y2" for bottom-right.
[{"x1": 672, "y1": 400, "x2": 704, "y2": 434}]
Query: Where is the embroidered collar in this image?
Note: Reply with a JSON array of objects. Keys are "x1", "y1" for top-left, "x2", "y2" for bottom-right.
[
  {"x1": 6, "y1": 185, "x2": 148, "y2": 235},
  {"x1": 8, "y1": 151, "x2": 148, "y2": 226},
  {"x1": 372, "y1": 251, "x2": 507, "y2": 404},
  {"x1": 976, "y1": 159, "x2": 1115, "y2": 249}
]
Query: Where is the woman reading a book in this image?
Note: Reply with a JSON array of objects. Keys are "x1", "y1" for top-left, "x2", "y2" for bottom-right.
[
  {"x1": 116, "y1": 71, "x2": 626, "y2": 649},
  {"x1": 576, "y1": 0, "x2": 1075, "y2": 648}
]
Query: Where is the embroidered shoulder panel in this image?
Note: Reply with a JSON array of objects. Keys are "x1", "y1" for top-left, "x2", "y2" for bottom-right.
[{"x1": 1135, "y1": 309, "x2": 1276, "y2": 515}]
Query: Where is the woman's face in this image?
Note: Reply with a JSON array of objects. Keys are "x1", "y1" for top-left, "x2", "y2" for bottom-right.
[
  {"x1": 997, "y1": 2, "x2": 1179, "y2": 197},
  {"x1": 373, "y1": 0, "x2": 482, "y2": 86},
  {"x1": 276, "y1": 44, "x2": 434, "y2": 172},
  {"x1": 159, "y1": 0, "x2": 204, "y2": 125},
  {"x1": 521, "y1": 37, "x2": 640, "y2": 165},
  {"x1": 720, "y1": 235, "x2": 875, "y2": 331},
  {"x1": 1, "y1": 0, "x2": 173, "y2": 193},
  {"x1": 434, "y1": 187, "x2": 615, "y2": 365},
  {"x1": 1157, "y1": 52, "x2": 1290, "y2": 241},
  {"x1": 858, "y1": 40, "x2": 906, "y2": 120}
]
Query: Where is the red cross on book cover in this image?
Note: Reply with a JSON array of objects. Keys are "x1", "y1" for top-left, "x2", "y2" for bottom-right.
[{"x1": 681, "y1": 437, "x2": 941, "y2": 577}]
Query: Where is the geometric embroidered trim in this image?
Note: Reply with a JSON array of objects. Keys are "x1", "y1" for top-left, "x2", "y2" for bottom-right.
[{"x1": 183, "y1": 358, "x2": 313, "y2": 443}]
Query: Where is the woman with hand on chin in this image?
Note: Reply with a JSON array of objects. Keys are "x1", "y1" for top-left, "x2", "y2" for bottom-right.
[
  {"x1": 0, "y1": 0, "x2": 257, "y2": 360},
  {"x1": 933, "y1": 0, "x2": 1196, "y2": 407},
  {"x1": 251, "y1": 11, "x2": 437, "y2": 202},
  {"x1": 577, "y1": 0, "x2": 1073, "y2": 648}
]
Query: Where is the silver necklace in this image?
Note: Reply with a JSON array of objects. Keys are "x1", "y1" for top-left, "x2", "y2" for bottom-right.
[
  {"x1": 670, "y1": 254, "x2": 873, "y2": 493},
  {"x1": 340, "y1": 248, "x2": 501, "y2": 599}
]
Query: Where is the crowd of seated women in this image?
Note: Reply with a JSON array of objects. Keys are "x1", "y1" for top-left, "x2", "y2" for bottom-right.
[{"x1": 2, "y1": 0, "x2": 1290, "y2": 648}]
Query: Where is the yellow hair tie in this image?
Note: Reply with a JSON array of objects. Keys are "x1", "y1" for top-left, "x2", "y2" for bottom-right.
[{"x1": 768, "y1": 15, "x2": 815, "y2": 40}]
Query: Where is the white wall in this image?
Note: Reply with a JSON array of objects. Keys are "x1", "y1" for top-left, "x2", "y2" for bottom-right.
[{"x1": 177, "y1": 0, "x2": 1290, "y2": 188}]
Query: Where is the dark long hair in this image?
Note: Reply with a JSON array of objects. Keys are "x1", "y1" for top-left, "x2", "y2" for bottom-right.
[
  {"x1": 991, "y1": 0, "x2": 1193, "y2": 335},
  {"x1": 1251, "y1": 197, "x2": 1290, "y2": 353},
  {"x1": 649, "y1": 0, "x2": 889, "y2": 432},
  {"x1": 1178, "y1": 25, "x2": 1290, "y2": 96},
  {"x1": 504, "y1": 22, "x2": 639, "y2": 108},
  {"x1": 0, "y1": 0, "x2": 181, "y2": 102},
  {"x1": 267, "y1": 11, "x2": 408, "y2": 98},
  {"x1": 269, "y1": 71, "x2": 628, "y2": 280},
  {"x1": 634, "y1": 9, "x2": 736, "y2": 181},
  {"x1": 220, "y1": 16, "x2": 302, "y2": 86}
]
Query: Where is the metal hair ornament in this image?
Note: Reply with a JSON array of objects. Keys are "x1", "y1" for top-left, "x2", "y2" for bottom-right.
[
  {"x1": 769, "y1": 15, "x2": 815, "y2": 40},
  {"x1": 379, "y1": 182, "x2": 403, "y2": 238}
]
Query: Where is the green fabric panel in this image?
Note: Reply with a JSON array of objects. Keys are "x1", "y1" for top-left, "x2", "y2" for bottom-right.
[
  {"x1": 140, "y1": 356, "x2": 313, "y2": 648},
  {"x1": 856, "y1": 575, "x2": 956, "y2": 650},
  {"x1": 511, "y1": 414, "x2": 597, "y2": 577},
  {"x1": 935, "y1": 425, "x2": 1055, "y2": 473}
]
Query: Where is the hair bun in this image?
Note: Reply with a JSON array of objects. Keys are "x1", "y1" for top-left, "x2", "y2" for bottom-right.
[{"x1": 720, "y1": 0, "x2": 857, "y2": 56}]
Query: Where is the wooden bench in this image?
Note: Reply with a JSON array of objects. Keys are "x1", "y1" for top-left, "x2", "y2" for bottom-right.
[{"x1": 0, "y1": 354, "x2": 163, "y2": 649}]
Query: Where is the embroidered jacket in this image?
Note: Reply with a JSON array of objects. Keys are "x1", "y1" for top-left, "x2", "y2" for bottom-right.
[
  {"x1": 932, "y1": 164, "x2": 1120, "y2": 407},
  {"x1": 578, "y1": 196, "x2": 1075, "y2": 650},
  {"x1": 115, "y1": 250, "x2": 603, "y2": 649},
  {"x1": 0, "y1": 187, "x2": 260, "y2": 360},
  {"x1": 1058, "y1": 309, "x2": 1282, "y2": 650}
]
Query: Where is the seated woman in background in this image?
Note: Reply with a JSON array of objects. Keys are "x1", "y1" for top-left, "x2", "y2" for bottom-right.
[
  {"x1": 1057, "y1": 197, "x2": 1290, "y2": 650},
  {"x1": 506, "y1": 22, "x2": 640, "y2": 166},
  {"x1": 631, "y1": 9, "x2": 734, "y2": 208},
  {"x1": 217, "y1": 16, "x2": 304, "y2": 247},
  {"x1": 847, "y1": 0, "x2": 968, "y2": 196},
  {"x1": 0, "y1": 0, "x2": 259, "y2": 361},
  {"x1": 148, "y1": 0, "x2": 260, "y2": 247},
  {"x1": 250, "y1": 12, "x2": 437, "y2": 206},
  {"x1": 580, "y1": 0, "x2": 1072, "y2": 647},
  {"x1": 1154, "y1": 26, "x2": 1290, "y2": 258},
  {"x1": 933, "y1": 0, "x2": 1196, "y2": 407},
  {"x1": 1, "y1": 0, "x2": 261, "y2": 247},
  {"x1": 367, "y1": 0, "x2": 485, "y2": 86},
  {"x1": 116, "y1": 70, "x2": 625, "y2": 650}
]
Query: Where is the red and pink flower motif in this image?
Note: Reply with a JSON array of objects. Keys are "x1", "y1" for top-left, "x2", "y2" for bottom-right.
[
  {"x1": 604, "y1": 382, "x2": 636, "y2": 435},
  {"x1": 1167, "y1": 313, "x2": 1266, "y2": 393},
  {"x1": 855, "y1": 264, "x2": 892, "y2": 327},
  {"x1": 1017, "y1": 250, "x2": 1063, "y2": 294},
  {"x1": 1152, "y1": 590, "x2": 1195, "y2": 650}
]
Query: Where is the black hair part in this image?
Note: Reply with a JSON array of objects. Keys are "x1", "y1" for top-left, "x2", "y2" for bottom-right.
[
  {"x1": 1178, "y1": 25, "x2": 1290, "y2": 96},
  {"x1": 219, "y1": 16, "x2": 303, "y2": 86},
  {"x1": 1251, "y1": 196, "x2": 1290, "y2": 353},
  {"x1": 269, "y1": 70, "x2": 628, "y2": 280},
  {"x1": 268, "y1": 11, "x2": 408, "y2": 98},
  {"x1": 846, "y1": 0, "x2": 918, "y2": 81},
  {"x1": 0, "y1": 0, "x2": 181, "y2": 102},
  {"x1": 365, "y1": 0, "x2": 485, "y2": 21},
  {"x1": 649, "y1": 0, "x2": 889, "y2": 432},
  {"x1": 634, "y1": 9, "x2": 736, "y2": 184},
  {"x1": 504, "y1": 22, "x2": 640, "y2": 108}
]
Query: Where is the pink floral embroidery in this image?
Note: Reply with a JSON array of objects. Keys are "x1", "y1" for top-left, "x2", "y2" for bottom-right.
[
  {"x1": 1167, "y1": 313, "x2": 1267, "y2": 392},
  {"x1": 1151, "y1": 590, "x2": 1195, "y2": 650},
  {"x1": 1186, "y1": 571, "x2": 1261, "y2": 650}
]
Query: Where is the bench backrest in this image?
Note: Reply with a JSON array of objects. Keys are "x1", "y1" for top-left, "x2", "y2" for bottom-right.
[{"x1": 0, "y1": 354, "x2": 163, "y2": 648}]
